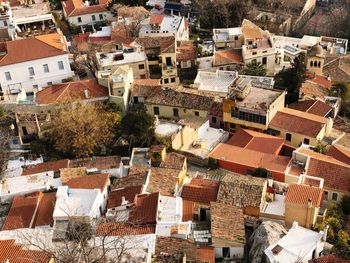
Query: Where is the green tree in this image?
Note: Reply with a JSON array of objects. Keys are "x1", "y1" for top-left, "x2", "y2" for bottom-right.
[
  {"x1": 242, "y1": 61, "x2": 266, "y2": 76},
  {"x1": 314, "y1": 141, "x2": 327, "y2": 154},
  {"x1": 340, "y1": 195, "x2": 350, "y2": 215},
  {"x1": 120, "y1": 109, "x2": 154, "y2": 151},
  {"x1": 330, "y1": 82, "x2": 348, "y2": 98},
  {"x1": 250, "y1": 167, "x2": 272, "y2": 178},
  {"x1": 275, "y1": 53, "x2": 307, "y2": 105}
]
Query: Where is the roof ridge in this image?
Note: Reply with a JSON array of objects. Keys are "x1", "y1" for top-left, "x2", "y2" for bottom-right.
[
  {"x1": 54, "y1": 82, "x2": 71, "y2": 102},
  {"x1": 34, "y1": 34, "x2": 66, "y2": 52}
]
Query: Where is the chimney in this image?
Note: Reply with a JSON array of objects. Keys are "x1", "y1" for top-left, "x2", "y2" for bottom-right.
[
  {"x1": 121, "y1": 196, "x2": 127, "y2": 205},
  {"x1": 322, "y1": 225, "x2": 329, "y2": 241},
  {"x1": 306, "y1": 198, "x2": 313, "y2": 228},
  {"x1": 292, "y1": 221, "x2": 298, "y2": 229},
  {"x1": 84, "y1": 89, "x2": 89, "y2": 99}
]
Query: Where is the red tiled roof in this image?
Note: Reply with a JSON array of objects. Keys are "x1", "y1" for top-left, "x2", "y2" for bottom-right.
[
  {"x1": 306, "y1": 72, "x2": 332, "y2": 89},
  {"x1": 227, "y1": 129, "x2": 284, "y2": 155},
  {"x1": 327, "y1": 145, "x2": 350, "y2": 166},
  {"x1": 269, "y1": 108, "x2": 327, "y2": 137},
  {"x1": 108, "y1": 185, "x2": 143, "y2": 209},
  {"x1": 0, "y1": 240, "x2": 52, "y2": 263},
  {"x1": 210, "y1": 143, "x2": 290, "y2": 174},
  {"x1": 182, "y1": 199, "x2": 195, "y2": 221},
  {"x1": 181, "y1": 178, "x2": 219, "y2": 204},
  {"x1": 159, "y1": 152, "x2": 186, "y2": 170},
  {"x1": 2, "y1": 194, "x2": 39, "y2": 230},
  {"x1": 198, "y1": 246, "x2": 215, "y2": 263},
  {"x1": 149, "y1": 14, "x2": 164, "y2": 25},
  {"x1": 0, "y1": 34, "x2": 67, "y2": 66},
  {"x1": 285, "y1": 184, "x2": 323, "y2": 207},
  {"x1": 298, "y1": 148, "x2": 350, "y2": 193},
  {"x1": 36, "y1": 79, "x2": 108, "y2": 104},
  {"x1": 96, "y1": 223, "x2": 156, "y2": 236},
  {"x1": 2, "y1": 192, "x2": 56, "y2": 230},
  {"x1": 70, "y1": 155, "x2": 121, "y2": 170},
  {"x1": 62, "y1": 0, "x2": 107, "y2": 17},
  {"x1": 129, "y1": 193, "x2": 159, "y2": 224},
  {"x1": 131, "y1": 79, "x2": 161, "y2": 97},
  {"x1": 177, "y1": 42, "x2": 196, "y2": 61},
  {"x1": 309, "y1": 255, "x2": 350, "y2": 263},
  {"x1": 289, "y1": 100, "x2": 332, "y2": 117},
  {"x1": 22, "y1": 159, "x2": 69, "y2": 176},
  {"x1": 213, "y1": 49, "x2": 244, "y2": 66},
  {"x1": 32, "y1": 192, "x2": 56, "y2": 227},
  {"x1": 66, "y1": 173, "x2": 110, "y2": 192}
]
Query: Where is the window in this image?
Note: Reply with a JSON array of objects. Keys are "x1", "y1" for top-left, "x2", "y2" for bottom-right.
[
  {"x1": 58, "y1": 61, "x2": 64, "y2": 70},
  {"x1": 43, "y1": 64, "x2": 49, "y2": 73},
  {"x1": 171, "y1": 77, "x2": 175, "y2": 83},
  {"x1": 252, "y1": 51, "x2": 257, "y2": 55},
  {"x1": 286, "y1": 133, "x2": 292, "y2": 142},
  {"x1": 223, "y1": 248, "x2": 230, "y2": 258},
  {"x1": 32, "y1": 84, "x2": 38, "y2": 89},
  {"x1": 231, "y1": 108, "x2": 266, "y2": 124},
  {"x1": 153, "y1": 106, "x2": 159, "y2": 115},
  {"x1": 5, "y1": 71, "x2": 11, "y2": 81},
  {"x1": 173, "y1": 108, "x2": 179, "y2": 117},
  {"x1": 325, "y1": 191, "x2": 329, "y2": 200},
  {"x1": 28, "y1": 67, "x2": 35, "y2": 76},
  {"x1": 166, "y1": 57, "x2": 172, "y2": 67},
  {"x1": 138, "y1": 64, "x2": 145, "y2": 70},
  {"x1": 332, "y1": 193, "x2": 338, "y2": 201},
  {"x1": 164, "y1": 78, "x2": 169, "y2": 84},
  {"x1": 140, "y1": 74, "x2": 146, "y2": 79},
  {"x1": 92, "y1": 15, "x2": 96, "y2": 21},
  {"x1": 3, "y1": 20, "x2": 7, "y2": 27},
  {"x1": 318, "y1": 61, "x2": 321, "y2": 68},
  {"x1": 212, "y1": 116, "x2": 217, "y2": 124},
  {"x1": 99, "y1": 14, "x2": 103, "y2": 20},
  {"x1": 234, "y1": 36, "x2": 238, "y2": 40},
  {"x1": 303, "y1": 138, "x2": 310, "y2": 145},
  {"x1": 194, "y1": 111, "x2": 199, "y2": 116},
  {"x1": 47, "y1": 82, "x2": 53, "y2": 86},
  {"x1": 262, "y1": 57, "x2": 267, "y2": 65},
  {"x1": 248, "y1": 40, "x2": 253, "y2": 45},
  {"x1": 77, "y1": 17, "x2": 82, "y2": 23},
  {"x1": 133, "y1": 97, "x2": 139, "y2": 104},
  {"x1": 310, "y1": 61, "x2": 313, "y2": 67}
]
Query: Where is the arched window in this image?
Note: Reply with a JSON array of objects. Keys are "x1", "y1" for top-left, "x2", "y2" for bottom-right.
[
  {"x1": 310, "y1": 61, "x2": 313, "y2": 67},
  {"x1": 318, "y1": 61, "x2": 321, "y2": 68}
]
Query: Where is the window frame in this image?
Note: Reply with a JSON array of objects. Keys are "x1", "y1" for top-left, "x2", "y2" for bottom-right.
[
  {"x1": 43, "y1": 64, "x2": 49, "y2": 73},
  {"x1": 57, "y1": 61, "x2": 64, "y2": 70}
]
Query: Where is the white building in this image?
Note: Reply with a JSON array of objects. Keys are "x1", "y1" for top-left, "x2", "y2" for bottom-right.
[
  {"x1": 139, "y1": 14, "x2": 189, "y2": 41},
  {"x1": 265, "y1": 221, "x2": 326, "y2": 263},
  {"x1": 0, "y1": 33, "x2": 73, "y2": 101},
  {"x1": 61, "y1": 0, "x2": 113, "y2": 27},
  {"x1": 0, "y1": 172, "x2": 61, "y2": 202},
  {"x1": 53, "y1": 186, "x2": 103, "y2": 223}
]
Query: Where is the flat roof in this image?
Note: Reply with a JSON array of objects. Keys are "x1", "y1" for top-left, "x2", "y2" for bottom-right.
[
  {"x1": 96, "y1": 50, "x2": 147, "y2": 68},
  {"x1": 235, "y1": 87, "x2": 283, "y2": 113},
  {"x1": 195, "y1": 70, "x2": 238, "y2": 94}
]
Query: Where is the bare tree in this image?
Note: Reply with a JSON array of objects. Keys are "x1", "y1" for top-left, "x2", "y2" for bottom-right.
[{"x1": 0, "y1": 108, "x2": 13, "y2": 179}]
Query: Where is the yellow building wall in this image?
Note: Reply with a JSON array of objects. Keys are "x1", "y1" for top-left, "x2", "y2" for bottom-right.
[
  {"x1": 268, "y1": 92, "x2": 286, "y2": 122},
  {"x1": 285, "y1": 203, "x2": 319, "y2": 228},
  {"x1": 172, "y1": 125, "x2": 197, "y2": 151},
  {"x1": 146, "y1": 104, "x2": 208, "y2": 120},
  {"x1": 307, "y1": 56, "x2": 324, "y2": 76},
  {"x1": 273, "y1": 126, "x2": 326, "y2": 147}
]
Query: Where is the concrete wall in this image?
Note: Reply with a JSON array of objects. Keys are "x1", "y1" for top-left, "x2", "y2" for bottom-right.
[
  {"x1": 146, "y1": 104, "x2": 208, "y2": 120},
  {"x1": 285, "y1": 202, "x2": 319, "y2": 228},
  {"x1": 172, "y1": 125, "x2": 197, "y2": 151}
]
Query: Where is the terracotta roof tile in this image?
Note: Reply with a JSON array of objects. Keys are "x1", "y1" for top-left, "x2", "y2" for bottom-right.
[
  {"x1": 327, "y1": 145, "x2": 350, "y2": 166},
  {"x1": 0, "y1": 34, "x2": 67, "y2": 66},
  {"x1": 217, "y1": 173, "x2": 266, "y2": 208},
  {"x1": 213, "y1": 49, "x2": 244, "y2": 66},
  {"x1": 0, "y1": 240, "x2": 52, "y2": 263},
  {"x1": 66, "y1": 173, "x2": 110, "y2": 192},
  {"x1": 269, "y1": 108, "x2": 327, "y2": 137},
  {"x1": 22, "y1": 159, "x2": 69, "y2": 176},
  {"x1": 198, "y1": 246, "x2": 215, "y2": 263},
  {"x1": 210, "y1": 143, "x2": 290, "y2": 174},
  {"x1": 96, "y1": 222, "x2": 156, "y2": 236},
  {"x1": 285, "y1": 184, "x2": 323, "y2": 207},
  {"x1": 2, "y1": 194, "x2": 39, "y2": 230},
  {"x1": 154, "y1": 236, "x2": 201, "y2": 262},
  {"x1": 146, "y1": 88, "x2": 215, "y2": 111},
  {"x1": 147, "y1": 167, "x2": 179, "y2": 195},
  {"x1": 182, "y1": 200, "x2": 196, "y2": 221},
  {"x1": 134, "y1": 36, "x2": 175, "y2": 53},
  {"x1": 210, "y1": 202, "x2": 245, "y2": 245},
  {"x1": 32, "y1": 192, "x2": 56, "y2": 227},
  {"x1": 323, "y1": 55, "x2": 350, "y2": 83},
  {"x1": 227, "y1": 129, "x2": 285, "y2": 155},
  {"x1": 301, "y1": 80, "x2": 329, "y2": 99},
  {"x1": 112, "y1": 167, "x2": 149, "y2": 190},
  {"x1": 309, "y1": 255, "x2": 350, "y2": 263},
  {"x1": 36, "y1": 79, "x2": 108, "y2": 104},
  {"x1": 176, "y1": 41, "x2": 196, "y2": 61},
  {"x1": 108, "y1": 185, "x2": 143, "y2": 209},
  {"x1": 181, "y1": 178, "x2": 219, "y2": 204},
  {"x1": 129, "y1": 193, "x2": 159, "y2": 224},
  {"x1": 70, "y1": 155, "x2": 121, "y2": 170},
  {"x1": 159, "y1": 152, "x2": 186, "y2": 170},
  {"x1": 60, "y1": 167, "x2": 86, "y2": 184},
  {"x1": 131, "y1": 79, "x2": 161, "y2": 97},
  {"x1": 149, "y1": 14, "x2": 164, "y2": 25},
  {"x1": 289, "y1": 100, "x2": 332, "y2": 117},
  {"x1": 298, "y1": 148, "x2": 350, "y2": 192},
  {"x1": 62, "y1": 0, "x2": 107, "y2": 17}
]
